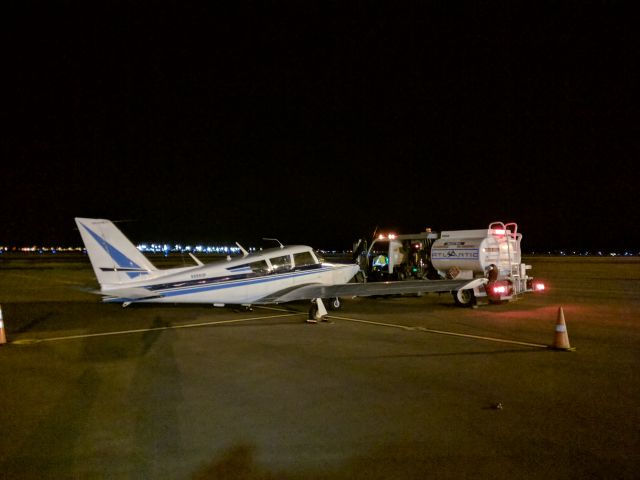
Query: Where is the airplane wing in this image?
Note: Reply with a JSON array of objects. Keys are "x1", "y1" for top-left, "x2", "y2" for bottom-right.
[{"x1": 255, "y1": 278, "x2": 487, "y2": 304}]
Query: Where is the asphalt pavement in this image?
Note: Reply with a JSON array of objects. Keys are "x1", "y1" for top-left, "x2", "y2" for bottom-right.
[{"x1": 0, "y1": 255, "x2": 638, "y2": 479}]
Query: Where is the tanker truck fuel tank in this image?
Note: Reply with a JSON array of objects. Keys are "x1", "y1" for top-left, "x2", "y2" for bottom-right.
[
  {"x1": 432, "y1": 222, "x2": 542, "y2": 304},
  {"x1": 357, "y1": 222, "x2": 543, "y2": 306}
]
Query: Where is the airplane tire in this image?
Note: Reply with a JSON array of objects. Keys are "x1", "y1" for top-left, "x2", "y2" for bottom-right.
[
  {"x1": 328, "y1": 297, "x2": 341, "y2": 310},
  {"x1": 453, "y1": 289, "x2": 475, "y2": 307}
]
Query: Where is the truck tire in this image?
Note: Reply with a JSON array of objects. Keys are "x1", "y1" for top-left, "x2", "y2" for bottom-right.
[{"x1": 453, "y1": 289, "x2": 475, "y2": 307}]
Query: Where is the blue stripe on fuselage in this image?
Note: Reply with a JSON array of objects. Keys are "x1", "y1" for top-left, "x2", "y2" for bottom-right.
[
  {"x1": 105, "y1": 264, "x2": 352, "y2": 302},
  {"x1": 145, "y1": 264, "x2": 323, "y2": 292},
  {"x1": 156, "y1": 266, "x2": 331, "y2": 297}
]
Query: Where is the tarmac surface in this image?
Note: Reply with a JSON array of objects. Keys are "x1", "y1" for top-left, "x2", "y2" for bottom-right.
[{"x1": 0, "y1": 254, "x2": 638, "y2": 479}]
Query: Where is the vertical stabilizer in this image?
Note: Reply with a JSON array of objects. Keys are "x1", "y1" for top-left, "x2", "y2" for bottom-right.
[{"x1": 75, "y1": 218, "x2": 157, "y2": 286}]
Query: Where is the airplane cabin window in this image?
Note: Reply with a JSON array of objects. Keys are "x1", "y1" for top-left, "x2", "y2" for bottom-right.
[
  {"x1": 270, "y1": 255, "x2": 292, "y2": 271},
  {"x1": 248, "y1": 260, "x2": 270, "y2": 274}
]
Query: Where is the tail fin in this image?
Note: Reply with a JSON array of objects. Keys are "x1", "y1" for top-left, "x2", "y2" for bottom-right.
[{"x1": 75, "y1": 218, "x2": 157, "y2": 286}]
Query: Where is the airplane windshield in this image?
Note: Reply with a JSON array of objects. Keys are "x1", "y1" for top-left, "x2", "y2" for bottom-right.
[
  {"x1": 293, "y1": 251, "x2": 317, "y2": 267},
  {"x1": 314, "y1": 250, "x2": 325, "y2": 263}
]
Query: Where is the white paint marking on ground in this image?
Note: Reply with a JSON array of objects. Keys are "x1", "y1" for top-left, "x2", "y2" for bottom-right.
[
  {"x1": 327, "y1": 314, "x2": 549, "y2": 349},
  {"x1": 14, "y1": 312, "x2": 306, "y2": 344},
  {"x1": 255, "y1": 305, "x2": 301, "y2": 313}
]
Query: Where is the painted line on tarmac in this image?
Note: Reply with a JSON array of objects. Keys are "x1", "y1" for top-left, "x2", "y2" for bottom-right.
[
  {"x1": 11, "y1": 312, "x2": 306, "y2": 344},
  {"x1": 327, "y1": 314, "x2": 549, "y2": 349},
  {"x1": 327, "y1": 315, "x2": 415, "y2": 331},
  {"x1": 255, "y1": 305, "x2": 301, "y2": 313}
]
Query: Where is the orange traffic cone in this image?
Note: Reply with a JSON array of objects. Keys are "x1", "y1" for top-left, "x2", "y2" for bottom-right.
[
  {"x1": 0, "y1": 305, "x2": 6, "y2": 345},
  {"x1": 551, "y1": 306, "x2": 574, "y2": 351}
]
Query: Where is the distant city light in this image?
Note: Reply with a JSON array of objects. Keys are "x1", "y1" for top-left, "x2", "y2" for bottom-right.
[
  {"x1": 136, "y1": 243, "x2": 242, "y2": 254},
  {"x1": 0, "y1": 244, "x2": 638, "y2": 257}
]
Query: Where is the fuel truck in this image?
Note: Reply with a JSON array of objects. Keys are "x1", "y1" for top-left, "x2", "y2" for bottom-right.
[{"x1": 353, "y1": 221, "x2": 545, "y2": 307}]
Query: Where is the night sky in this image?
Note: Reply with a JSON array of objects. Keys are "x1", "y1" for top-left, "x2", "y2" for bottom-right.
[{"x1": 2, "y1": 3, "x2": 638, "y2": 252}]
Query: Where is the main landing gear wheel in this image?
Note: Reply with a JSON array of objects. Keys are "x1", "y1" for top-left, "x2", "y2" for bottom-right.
[
  {"x1": 307, "y1": 298, "x2": 330, "y2": 323},
  {"x1": 453, "y1": 289, "x2": 475, "y2": 308},
  {"x1": 307, "y1": 303, "x2": 319, "y2": 323}
]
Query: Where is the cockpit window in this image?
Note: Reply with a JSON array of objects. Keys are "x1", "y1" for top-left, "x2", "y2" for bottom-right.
[
  {"x1": 269, "y1": 255, "x2": 292, "y2": 272},
  {"x1": 314, "y1": 250, "x2": 325, "y2": 263},
  {"x1": 293, "y1": 251, "x2": 316, "y2": 268}
]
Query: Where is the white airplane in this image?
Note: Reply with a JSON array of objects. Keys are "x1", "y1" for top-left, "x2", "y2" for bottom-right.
[{"x1": 75, "y1": 218, "x2": 486, "y2": 320}]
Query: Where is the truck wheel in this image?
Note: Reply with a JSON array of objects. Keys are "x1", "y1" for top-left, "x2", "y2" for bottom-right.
[
  {"x1": 453, "y1": 289, "x2": 475, "y2": 307},
  {"x1": 328, "y1": 297, "x2": 341, "y2": 310}
]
